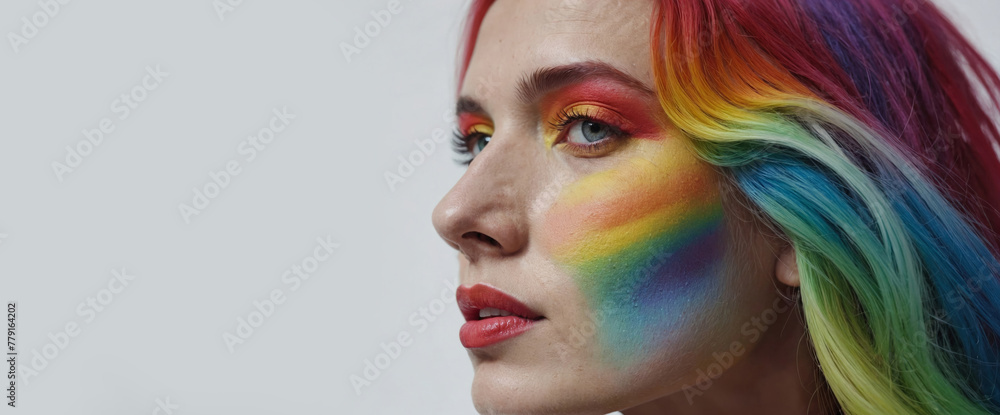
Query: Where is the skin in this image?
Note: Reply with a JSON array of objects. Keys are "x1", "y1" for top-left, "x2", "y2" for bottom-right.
[{"x1": 432, "y1": 1, "x2": 823, "y2": 414}]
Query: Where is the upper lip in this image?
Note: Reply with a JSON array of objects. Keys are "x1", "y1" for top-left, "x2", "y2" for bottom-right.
[{"x1": 456, "y1": 284, "x2": 544, "y2": 322}]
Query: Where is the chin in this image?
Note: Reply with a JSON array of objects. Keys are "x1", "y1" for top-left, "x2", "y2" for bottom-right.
[
  {"x1": 467, "y1": 357, "x2": 648, "y2": 415},
  {"x1": 471, "y1": 380, "x2": 611, "y2": 415}
]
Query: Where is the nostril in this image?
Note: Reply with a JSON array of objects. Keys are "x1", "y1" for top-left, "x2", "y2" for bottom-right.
[{"x1": 463, "y1": 231, "x2": 501, "y2": 248}]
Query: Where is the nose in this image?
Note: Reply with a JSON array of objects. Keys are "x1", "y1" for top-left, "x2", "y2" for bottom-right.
[{"x1": 431, "y1": 134, "x2": 531, "y2": 262}]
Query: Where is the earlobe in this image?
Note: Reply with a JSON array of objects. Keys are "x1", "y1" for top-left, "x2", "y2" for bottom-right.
[{"x1": 775, "y1": 244, "x2": 801, "y2": 287}]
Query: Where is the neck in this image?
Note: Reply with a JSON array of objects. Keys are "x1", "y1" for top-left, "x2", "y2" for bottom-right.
[{"x1": 622, "y1": 305, "x2": 834, "y2": 415}]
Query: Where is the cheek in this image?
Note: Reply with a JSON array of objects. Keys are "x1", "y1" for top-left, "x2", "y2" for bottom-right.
[{"x1": 541, "y1": 149, "x2": 727, "y2": 366}]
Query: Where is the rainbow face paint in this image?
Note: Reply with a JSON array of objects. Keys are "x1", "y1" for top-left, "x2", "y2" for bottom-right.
[{"x1": 541, "y1": 139, "x2": 726, "y2": 366}]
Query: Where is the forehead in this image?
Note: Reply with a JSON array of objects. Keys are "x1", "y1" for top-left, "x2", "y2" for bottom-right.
[{"x1": 461, "y1": 0, "x2": 656, "y2": 101}]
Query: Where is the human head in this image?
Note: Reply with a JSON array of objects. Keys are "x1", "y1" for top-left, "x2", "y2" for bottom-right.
[{"x1": 434, "y1": 0, "x2": 1000, "y2": 413}]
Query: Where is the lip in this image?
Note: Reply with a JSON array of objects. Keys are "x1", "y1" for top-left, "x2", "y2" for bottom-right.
[{"x1": 456, "y1": 284, "x2": 544, "y2": 348}]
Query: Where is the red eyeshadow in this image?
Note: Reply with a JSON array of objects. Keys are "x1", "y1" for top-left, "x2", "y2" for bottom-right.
[
  {"x1": 458, "y1": 113, "x2": 492, "y2": 133},
  {"x1": 541, "y1": 79, "x2": 667, "y2": 139}
]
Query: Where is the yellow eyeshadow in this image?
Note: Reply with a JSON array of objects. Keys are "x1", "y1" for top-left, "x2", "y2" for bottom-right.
[{"x1": 467, "y1": 124, "x2": 493, "y2": 135}]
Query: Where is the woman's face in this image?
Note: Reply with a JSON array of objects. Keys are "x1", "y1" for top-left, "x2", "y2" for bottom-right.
[{"x1": 433, "y1": 1, "x2": 790, "y2": 413}]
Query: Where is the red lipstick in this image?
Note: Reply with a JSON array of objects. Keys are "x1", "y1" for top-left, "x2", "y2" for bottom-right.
[{"x1": 457, "y1": 284, "x2": 543, "y2": 348}]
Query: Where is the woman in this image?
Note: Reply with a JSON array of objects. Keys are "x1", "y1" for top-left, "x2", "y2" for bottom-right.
[{"x1": 431, "y1": 0, "x2": 1000, "y2": 413}]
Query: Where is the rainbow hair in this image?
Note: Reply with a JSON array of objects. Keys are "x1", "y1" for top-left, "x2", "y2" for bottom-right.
[{"x1": 458, "y1": 0, "x2": 1000, "y2": 413}]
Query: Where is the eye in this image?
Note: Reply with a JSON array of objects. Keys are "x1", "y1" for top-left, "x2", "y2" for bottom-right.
[
  {"x1": 471, "y1": 134, "x2": 491, "y2": 156},
  {"x1": 567, "y1": 120, "x2": 612, "y2": 145},
  {"x1": 547, "y1": 106, "x2": 630, "y2": 157},
  {"x1": 451, "y1": 124, "x2": 494, "y2": 165}
]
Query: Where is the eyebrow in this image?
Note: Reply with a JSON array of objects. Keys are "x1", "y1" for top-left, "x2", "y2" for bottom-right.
[{"x1": 455, "y1": 61, "x2": 656, "y2": 118}]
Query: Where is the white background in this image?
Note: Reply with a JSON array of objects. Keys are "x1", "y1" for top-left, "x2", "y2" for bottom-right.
[{"x1": 0, "y1": 0, "x2": 997, "y2": 414}]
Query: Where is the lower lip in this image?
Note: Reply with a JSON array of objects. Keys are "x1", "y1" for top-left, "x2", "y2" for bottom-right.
[{"x1": 459, "y1": 316, "x2": 537, "y2": 348}]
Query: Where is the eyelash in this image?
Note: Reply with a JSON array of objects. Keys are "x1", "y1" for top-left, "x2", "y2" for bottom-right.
[
  {"x1": 547, "y1": 107, "x2": 629, "y2": 155},
  {"x1": 451, "y1": 107, "x2": 630, "y2": 165},
  {"x1": 451, "y1": 128, "x2": 482, "y2": 165}
]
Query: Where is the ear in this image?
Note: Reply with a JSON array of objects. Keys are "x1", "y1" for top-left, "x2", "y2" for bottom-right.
[{"x1": 775, "y1": 244, "x2": 800, "y2": 287}]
